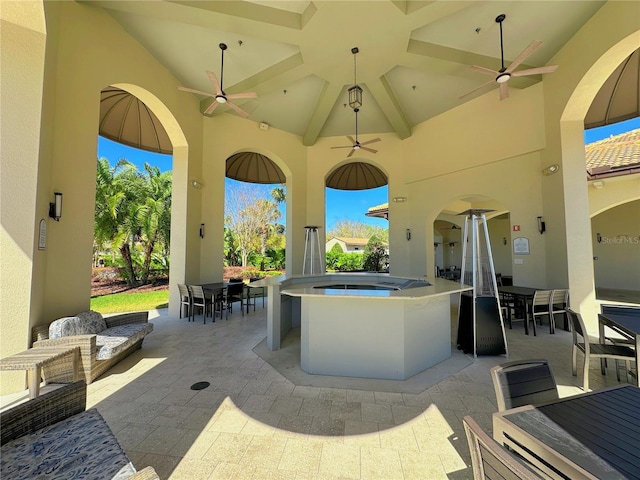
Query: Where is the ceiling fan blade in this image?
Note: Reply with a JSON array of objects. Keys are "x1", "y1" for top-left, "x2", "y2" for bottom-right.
[
  {"x1": 206, "y1": 70, "x2": 223, "y2": 95},
  {"x1": 459, "y1": 79, "x2": 495, "y2": 99},
  {"x1": 361, "y1": 146, "x2": 378, "y2": 154},
  {"x1": 226, "y1": 92, "x2": 258, "y2": 100},
  {"x1": 347, "y1": 136, "x2": 356, "y2": 144},
  {"x1": 204, "y1": 99, "x2": 220, "y2": 115},
  {"x1": 511, "y1": 65, "x2": 558, "y2": 77},
  {"x1": 178, "y1": 86, "x2": 216, "y2": 98},
  {"x1": 227, "y1": 101, "x2": 250, "y2": 118},
  {"x1": 506, "y1": 40, "x2": 542, "y2": 73},
  {"x1": 499, "y1": 82, "x2": 509, "y2": 100},
  {"x1": 347, "y1": 148, "x2": 356, "y2": 158},
  {"x1": 360, "y1": 138, "x2": 381, "y2": 146},
  {"x1": 331, "y1": 145, "x2": 354, "y2": 149},
  {"x1": 469, "y1": 65, "x2": 499, "y2": 76}
]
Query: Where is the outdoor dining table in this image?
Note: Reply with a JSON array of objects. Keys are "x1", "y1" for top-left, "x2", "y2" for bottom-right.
[
  {"x1": 497, "y1": 286, "x2": 539, "y2": 335},
  {"x1": 598, "y1": 311, "x2": 640, "y2": 387},
  {"x1": 493, "y1": 384, "x2": 640, "y2": 479}
]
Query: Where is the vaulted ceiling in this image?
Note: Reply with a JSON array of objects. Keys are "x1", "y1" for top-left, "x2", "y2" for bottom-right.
[{"x1": 89, "y1": 1, "x2": 613, "y2": 146}]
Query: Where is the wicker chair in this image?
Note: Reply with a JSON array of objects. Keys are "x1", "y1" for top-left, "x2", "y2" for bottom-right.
[
  {"x1": 31, "y1": 311, "x2": 151, "y2": 384},
  {"x1": 0, "y1": 381, "x2": 159, "y2": 479}
]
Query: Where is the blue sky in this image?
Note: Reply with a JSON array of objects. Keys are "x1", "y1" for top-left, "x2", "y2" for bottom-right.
[{"x1": 97, "y1": 116, "x2": 638, "y2": 230}]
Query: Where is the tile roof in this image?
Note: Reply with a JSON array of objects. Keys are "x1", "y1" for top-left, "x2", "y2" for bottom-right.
[{"x1": 585, "y1": 128, "x2": 640, "y2": 178}]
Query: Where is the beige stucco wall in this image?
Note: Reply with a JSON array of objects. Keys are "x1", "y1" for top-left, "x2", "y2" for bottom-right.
[
  {"x1": 591, "y1": 200, "x2": 640, "y2": 291},
  {"x1": 0, "y1": 0, "x2": 47, "y2": 392},
  {"x1": 1, "y1": 1, "x2": 639, "y2": 395}
]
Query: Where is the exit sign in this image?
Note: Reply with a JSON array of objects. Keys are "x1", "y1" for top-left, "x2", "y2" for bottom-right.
[{"x1": 513, "y1": 225, "x2": 521, "y2": 231}]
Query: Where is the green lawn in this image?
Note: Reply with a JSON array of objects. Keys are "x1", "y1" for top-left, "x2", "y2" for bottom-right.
[{"x1": 90, "y1": 290, "x2": 169, "y2": 314}]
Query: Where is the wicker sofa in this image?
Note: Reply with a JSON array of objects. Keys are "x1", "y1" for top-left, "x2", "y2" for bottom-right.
[
  {"x1": 32, "y1": 311, "x2": 153, "y2": 384},
  {"x1": 0, "y1": 381, "x2": 159, "y2": 479}
]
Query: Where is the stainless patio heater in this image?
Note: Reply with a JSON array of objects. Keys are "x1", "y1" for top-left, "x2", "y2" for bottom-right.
[
  {"x1": 302, "y1": 225, "x2": 323, "y2": 275},
  {"x1": 456, "y1": 209, "x2": 508, "y2": 358}
]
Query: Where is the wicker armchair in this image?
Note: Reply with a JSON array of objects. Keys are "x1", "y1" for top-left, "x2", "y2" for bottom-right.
[
  {"x1": 0, "y1": 381, "x2": 159, "y2": 479},
  {"x1": 31, "y1": 311, "x2": 151, "y2": 384}
]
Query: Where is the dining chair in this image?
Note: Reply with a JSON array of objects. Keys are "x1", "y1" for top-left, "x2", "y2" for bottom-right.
[
  {"x1": 567, "y1": 308, "x2": 635, "y2": 391},
  {"x1": 490, "y1": 360, "x2": 558, "y2": 411},
  {"x1": 245, "y1": 277, "x2": 266, "y2": 313},
  {"x1": 532, "y1": 290, "x2": 554, "y2": 334},
  {"x1": 223, "y1": 282, "x2": 245, "y2": 320},
  {"x1": 549, "y1": 289, "x2": 569, "y2": 333},
  {"x1": 463, "y1": 415, "x2": 544, "y2": 480},
  {"x1": 178, "y1": 283, "x2": 192, "y2": 320},
  {"x1": 189, "y1": 285, "x2": 213, "y2": 324}
]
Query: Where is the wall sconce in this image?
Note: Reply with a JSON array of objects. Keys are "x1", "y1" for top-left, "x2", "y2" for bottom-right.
[
  {"x1": 537, "y1": 216, "x2": 546, "y2": 234},
  {"x1": 541, "y1": 164, "x2": 560, "y2": 176},
  {"x1": 406, "y1": 229, "x2": 411, "y2": 241},
  {"x1": 393, "y1": 197, "x2": 407, "y2": 203},
  {"x1": 190, "y1": 180, "x2": 203, "y2": 189},
  {"x1": 596, "y1": 233, "x2": 602, "y2": 243},
  {"x1": 49, "y1": 192, "x2": 63, "y2": 221},
  {"x1": 199, "y1": 223, "x2": 205, "y2": 239},
  {"x1": 503, "y1": 237, "x2": 507, "y2": 245}
]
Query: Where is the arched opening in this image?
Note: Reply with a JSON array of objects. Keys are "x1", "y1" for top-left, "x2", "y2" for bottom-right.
[
  {"x1": 93, "y1": 85, "x2": 188, "y2": 316},
  {"x1": 224, "y1": 151, "x2": 287, "y2": 280},
  {"x1": 324, "y1": 161, "x2": 389, "y2": 273}
]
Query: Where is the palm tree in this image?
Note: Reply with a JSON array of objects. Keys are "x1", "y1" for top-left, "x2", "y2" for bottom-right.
[{"x1": 137, "y1": 164, "x2": 172, "y2": 284}]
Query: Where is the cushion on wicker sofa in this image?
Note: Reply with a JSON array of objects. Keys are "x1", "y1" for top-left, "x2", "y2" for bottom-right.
[
  {"x1": 0, "y1": 408, "x2": 136, "y2": 480},
  {"x1": 49, "y1": 310, "x2": 107, "y2": 339},
  {"x1": 96, "y1": 323, "x2": 154, "y2": 360}
]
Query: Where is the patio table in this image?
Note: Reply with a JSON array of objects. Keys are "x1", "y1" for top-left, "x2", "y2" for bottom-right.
[
  {"x1": 493, "y1": 384, "x2": 640, "y2": 479},
  {"x1": 598, "y1": 311, "x2": 640, "y2": 387},
  {"x1": 497, "y1": 286, "x2": 538, "y2": 335}
]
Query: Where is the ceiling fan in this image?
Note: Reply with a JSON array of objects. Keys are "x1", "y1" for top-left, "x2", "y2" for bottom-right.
[
  {"x1": 460, "y1": 14, "x2": 558, "y2": 101},
  {"x1": 331, "y1": 108, "x2": 381, "y2": 157},
  {"x1": 178, "y1": 42, "x2": 257, "y2": 117}
]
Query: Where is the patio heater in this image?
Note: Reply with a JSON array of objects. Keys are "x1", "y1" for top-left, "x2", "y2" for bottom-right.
[
  {"x1": 302, "y1": 225, "x2": 323, "y2": 275},
  {"x1": 456, "y1": 209, "x2": 508, "y2": 358}
]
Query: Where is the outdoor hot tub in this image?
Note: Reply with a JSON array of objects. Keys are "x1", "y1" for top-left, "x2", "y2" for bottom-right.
[{"x1": 252, "y1": 274, "x2": 470, "y2": 380}]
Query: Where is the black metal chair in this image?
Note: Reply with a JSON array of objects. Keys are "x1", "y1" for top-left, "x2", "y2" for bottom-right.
[
  {"x1": 223, "y1": 282, "x2": 245, "y2": 320},
  {"x1": 567, "y1": 308, "x2": 634, "y2": 391},
  {"x1": 245, "y1": 277, "x2": 265, "y2": 313},
  {"x1": 463, "y1": 415, "x2": 544, "y2": 480},
  {"x1": 490, "y1": 359, "x2": 558, "y2": 411}
]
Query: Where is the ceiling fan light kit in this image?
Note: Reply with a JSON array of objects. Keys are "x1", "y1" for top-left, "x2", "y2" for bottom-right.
[
  {"x1": 178, "y1": 42, "x2": 257, "y2": 117},
  {"x1": 460, "y1": 13, "x2": 558, "y2": 101}
]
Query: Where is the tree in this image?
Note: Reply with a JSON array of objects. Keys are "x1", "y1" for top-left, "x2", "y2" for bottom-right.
[
  {"x1": 327, "y1": 219, "x2": 388, "y2": 243},
  {"x1": 363, "y1": 234, "x2": 388, "y2": 272},
  {"x1": 137, "y1": 164, "x2": 172, "y2": 283},
  {"x1": 226, "y1": 184, "x2": 265, "y2": 267}
]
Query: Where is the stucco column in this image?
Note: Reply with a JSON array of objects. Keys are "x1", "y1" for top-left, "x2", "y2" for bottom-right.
[
  {"x1": 561, "y1": 120, "x2": 598, "y2": 330},
  {"x1": 0, "y1": 1, "x2": 47, "y2": 394}
]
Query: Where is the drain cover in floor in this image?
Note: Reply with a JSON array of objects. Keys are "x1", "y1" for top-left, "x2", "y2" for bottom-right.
[{"x1": 190, "y1": 381, "x2": 210, "y2": 391}]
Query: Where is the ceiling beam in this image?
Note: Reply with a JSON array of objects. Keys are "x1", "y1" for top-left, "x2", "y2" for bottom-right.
[
  {"x1": 85, "y1": 0, "x2": 303, "y2": 45},
  {"x1": 227, "y1": 53, "x2": 308, "y2": 96},
  {"x1": 367, "y1": 77, "x2": 411, "y2": 140},
  {"x1": 303, "y1": 82, "x2": 344, "y2": 146}
]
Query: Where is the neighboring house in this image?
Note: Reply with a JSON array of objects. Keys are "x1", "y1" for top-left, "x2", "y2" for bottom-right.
[{"x1": 326, "y1": 237, "x2": 369, "y2": 253}]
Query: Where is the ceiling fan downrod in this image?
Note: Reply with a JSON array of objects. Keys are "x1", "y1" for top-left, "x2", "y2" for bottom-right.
[
  {"x1": 217, "y1": 43, "x2": 228, "y2": 103},
  {"x1": 353, "y1": 108, "x2": 360, "y2": 148},
  {"x1": 495, "y1": 14, "x2": 510, "y2": 83}
]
